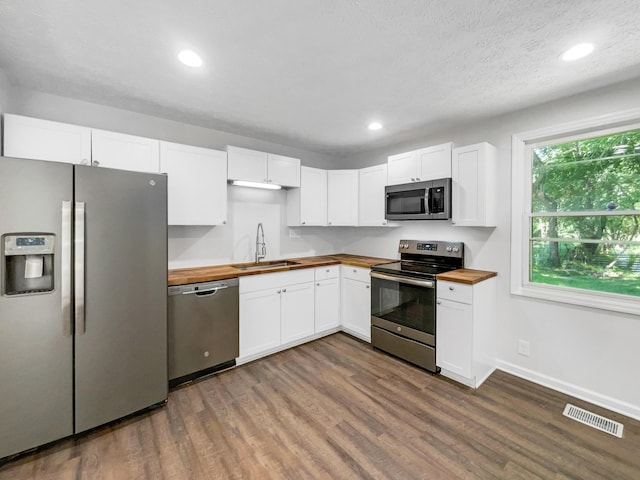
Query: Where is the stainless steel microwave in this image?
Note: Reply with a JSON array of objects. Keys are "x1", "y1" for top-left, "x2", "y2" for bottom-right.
[{"x1": 385, "y1": 178, "x2": 451, "y2": 220}]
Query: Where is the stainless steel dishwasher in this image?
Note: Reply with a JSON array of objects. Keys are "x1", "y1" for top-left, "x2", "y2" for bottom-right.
[{"x1": 168, "y1": 278, "x2": 239, "y2": 387}]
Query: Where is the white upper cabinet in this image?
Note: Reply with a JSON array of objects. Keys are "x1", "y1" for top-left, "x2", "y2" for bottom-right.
[
  {"x1": 451, "y1": 142, "x2": 497, "y2": 227},
  {"x1": 159, "y1": 142, "x2": 228, "y2": 226},
  {"x1": 358, "y1": 163, "x2": 388, "y2": 226},
  {"x1": 3, "y1": 114, "x2": 91, "y2": 165},
  {"x1": 268, "y1": 153, "x2": 301, "y2": 187},
  {"x1": 91, "y1": 129, "x2": 160, "y2": 173},
  {"x1": 387, "y1": 142, "x2": 453, "y2": 185},
  {"x1": 226, "y1": 146, "x2": 300, "y2": 187},
  {"x1": 287, "y1": 166, "x2": 327, "y2": 226},
  {"x1": 226, "y1": 146, "x2": 268, "y2": 183},
  {"x1": 327, "y1": 169, "x2": 358, "y2": 226}
]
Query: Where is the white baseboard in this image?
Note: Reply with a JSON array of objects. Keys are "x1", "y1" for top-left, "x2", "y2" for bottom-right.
[{"x1": 496, "y1": 359, "x2": 640, "y2": 421}]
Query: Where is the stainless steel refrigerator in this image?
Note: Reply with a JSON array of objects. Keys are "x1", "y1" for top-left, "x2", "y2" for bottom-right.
[{"x1": 0, "y1": 156, "x2": 168, "y2": 460}]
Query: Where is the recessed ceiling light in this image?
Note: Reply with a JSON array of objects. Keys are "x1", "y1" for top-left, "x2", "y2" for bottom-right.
[
  {"x1": 368, "y1": 122, "x2": 383, "y2": 130},
  {"x1": 178, "y1": 50, "x2": 203, "y2": 68},
  {"x1": 561, "y1": 43, "x2": 594, "y2": 61}
]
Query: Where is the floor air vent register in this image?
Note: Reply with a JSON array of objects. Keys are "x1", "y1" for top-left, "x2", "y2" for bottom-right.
[{"x1": 563, "y1": 403, "x2": 624, "y2": 438}]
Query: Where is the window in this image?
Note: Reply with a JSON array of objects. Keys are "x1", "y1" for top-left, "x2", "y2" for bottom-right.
[{"x1": 511, "y1": 109, "x2": 640, "y2": 315}]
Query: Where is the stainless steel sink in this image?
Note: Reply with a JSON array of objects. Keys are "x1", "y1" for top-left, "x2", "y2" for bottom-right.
[{"x1": 232, "y1": 260, "x2": 300, "y2": 271}]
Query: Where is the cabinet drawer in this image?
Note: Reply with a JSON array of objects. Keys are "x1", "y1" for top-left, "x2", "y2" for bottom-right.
[
  {"x1": 437, "y1": 280, "x2": 472, "y2": 304},
  {"x1": 341, "y1": 265, "x2": 370, "y2": 283},
  {"x1": 240, "y1": 268, "x2": 314, "y2": 294},
  {"x1": 315, "y1": 265, "x2": 340, "y2": 281}
]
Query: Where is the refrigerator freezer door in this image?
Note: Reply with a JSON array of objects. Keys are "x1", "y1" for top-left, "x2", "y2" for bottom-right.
[
  {"x1": 0, "y1": 156, "x2": 74, "y2": 459},
  {"x1": 73, "y1": 166, "x2": 168, "y2": 433}
]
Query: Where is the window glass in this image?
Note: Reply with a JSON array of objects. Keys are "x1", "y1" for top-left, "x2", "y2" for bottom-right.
[{"x1": 528, "y1": 128, "x2": 640, "y2": 296}]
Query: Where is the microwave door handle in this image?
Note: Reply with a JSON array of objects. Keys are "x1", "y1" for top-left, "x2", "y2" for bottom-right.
[{"x1": 425, "y1": 188, "x2": 431, "y2": 215}]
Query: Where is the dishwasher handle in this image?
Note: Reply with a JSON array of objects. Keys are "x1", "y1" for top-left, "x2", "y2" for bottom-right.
[{"x1": 182, "y1": 285, "x2": 228, "y2": 296}]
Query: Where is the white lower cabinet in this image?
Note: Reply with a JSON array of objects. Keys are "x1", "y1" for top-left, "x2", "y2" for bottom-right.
[
  {"x1": 239, "y1": 288, "x2": 282, "y2": 359},
  {"x1": 280, "y1": 281, "x2": 315, "y2": 344},
  {"x1": 239, "y1": 269, "x2": 315, "y2": 362},
  {"x1": 436, "y1": 278, "x2": 496, "y2": 388},
  {"x1": 340, "y1": 266, "x2": 371, "y2": 342},
  {"x1": 314, "y1": 266, "x2": 340, "y2": 333}
]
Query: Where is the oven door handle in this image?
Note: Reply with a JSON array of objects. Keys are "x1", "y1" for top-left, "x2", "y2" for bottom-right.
[{"x1": 370, "y1": 272, "x2": 435, "y2": 288}]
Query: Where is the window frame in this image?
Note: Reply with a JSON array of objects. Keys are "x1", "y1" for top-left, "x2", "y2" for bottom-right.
[{"x1": 511, "y1": 107, "x2": 640, "y2": 316}]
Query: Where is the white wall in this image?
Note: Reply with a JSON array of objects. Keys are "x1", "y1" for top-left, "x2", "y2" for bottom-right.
[
  {"x1": 340, "y1": 77, "x2": 640, "y2": 419},
  {"x1": 5, "y1": 87, "x2": 344, "y2": 268}
]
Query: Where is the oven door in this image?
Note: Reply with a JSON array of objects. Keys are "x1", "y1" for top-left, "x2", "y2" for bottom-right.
[{"x1": 370, "y1": 271, "x2": 436, "y2": 346}]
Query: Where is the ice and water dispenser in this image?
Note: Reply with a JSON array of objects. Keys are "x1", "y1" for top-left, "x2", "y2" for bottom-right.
[{"x1": 2, "y1": 234, "x2": 55, "y2": 295}]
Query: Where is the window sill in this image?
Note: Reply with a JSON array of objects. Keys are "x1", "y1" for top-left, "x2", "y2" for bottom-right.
[{"x1": 512, "y1": 283, "x2": 640, "y2": 316}]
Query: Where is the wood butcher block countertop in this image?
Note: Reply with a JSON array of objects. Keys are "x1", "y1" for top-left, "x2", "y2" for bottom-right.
[
  {"x1": 436, "y1": 268, "x2": 497, "y2": 285},
  {"x1": 168, "y1": 254, "x2": 396, "y2": 286}
]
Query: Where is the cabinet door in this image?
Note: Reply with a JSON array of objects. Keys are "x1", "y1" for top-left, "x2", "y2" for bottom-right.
[
  {"x1": 436, "y1": 298, "x2": 473, "y2": 379},
  {"x1": 281, "y1": 282, "x2": 315, "y2": 344},
  {"x1": 452, "y1": 142, "x2": 497, "y2": 227},
  {"x1": 387, "y1": 151, "x2": 417, "y2": 185},
  {"x1": 268, "y1": 153, "x2": 300, "y2": 187},
  {"x1": 416, "y1": 143, "x2": 452, "y2": 181},
  {"x1": 327, "y1": 170, "x2": 358, "y2": 226},
  {"x1": 301, "y1": 167, "x2": 327, "y2": 225},
  {"x1": 315, "y1": 277, "x2": 340, "y2": 332},
  {"x1": 160, "y1": 142, "x2": 227, "y2": 225},
  {"x1": 341, "y1": 278, "x2": 371, "y2": 342},
  {"x1": 3, "y1": 114, "x2": 91, "y2": 165},
  {"x1": 226, "y1": 146, "x2": 268, "y2": 183},
  {"x1": 239, "y1": 289, "x2": 281, "y2": 358},
  {"x1": 91, "y1": 129, "x2": 160, "y2": 173},
  {"x1": 358, "y1": 164, "x2": 388, "y2": 226}
]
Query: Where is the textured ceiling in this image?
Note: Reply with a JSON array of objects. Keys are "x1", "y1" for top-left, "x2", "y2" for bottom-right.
[{"x1": 1, "y1": 0, "x2": 639, "y2": 156}]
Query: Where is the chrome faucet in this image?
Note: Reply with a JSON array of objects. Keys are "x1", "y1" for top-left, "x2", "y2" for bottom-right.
[{"x1": 255, "y1": 222, "x2": 266, "y2": 263}]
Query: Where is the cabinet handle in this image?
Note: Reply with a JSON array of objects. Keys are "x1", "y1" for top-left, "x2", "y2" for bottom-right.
[
  {"x1": 81, "y1": 158, "x2": 90, "y2": 165},
  {"x1": 277, "y1": 290, "x2": 281, "y2": 294},
  {"x1": 317, "y1": 283, "x2": 320, "y2": 286},
  {"x1": 449, "y1": 286, "x2": 454, "y2": 291},
  {"x1": 326, "y1": 269, "x2": 330, "y2": 272},
  {"x1": 411, "y1": 177, "x2": 416, "y2": 182},
  {"x1": 366, "y1": 285, "x2": 370, "y2": 289},
  {"x1": 416, "y1": 177, "x2": 420, "y2": 181},
  {"x1": 268, "y1": 179, "x2": 272, "y2": 183},
  {"x1": 328, "y1": 222, "x2": 332, "y2": 225},
  {"x1": 301, "y1": 221, "x2": 306, "y2": 225},
  {"x1": 382, "y1": 221, "x2": 387, "y2": 225},
  {"x1": 282, "y1": 288, "x2": 287, "y2": 293},
  {"x1": 92, "y1": 160, "x2": 100, "y2": 167},
  {"x1": 222, "y1": 220, "x2": 226, "y2": 224},
  {"x1": 437, "y1": 300, "x2": 442, "y2": 305}
]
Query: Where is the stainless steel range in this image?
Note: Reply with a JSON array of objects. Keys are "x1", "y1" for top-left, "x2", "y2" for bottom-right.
[{"x1": 370, "y1": 240, "x2": 464, "y2": 373}]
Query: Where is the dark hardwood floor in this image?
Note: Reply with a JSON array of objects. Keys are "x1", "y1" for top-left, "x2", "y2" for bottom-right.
[{"x1": 2, "y1": 332, "x2": 639, "y2": 479}]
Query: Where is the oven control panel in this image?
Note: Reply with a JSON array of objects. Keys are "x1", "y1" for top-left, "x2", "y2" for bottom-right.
[{"x1": 398, "y1": 240, "x2": 464, "y2": 258}]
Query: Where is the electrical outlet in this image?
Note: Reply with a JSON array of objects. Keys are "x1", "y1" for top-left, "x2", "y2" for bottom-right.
[
  {"x1": 289, "y1": 228, "x2": 301, "y2": 238},
  {"x1": 518, "y1": 339, "x2": 530, "y2": 357}
]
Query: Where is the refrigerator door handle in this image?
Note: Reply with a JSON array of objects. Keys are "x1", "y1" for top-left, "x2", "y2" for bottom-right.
[
  {"x1": 61, "y1": 201, "x2": 73, "y2": 336},
  {"x1": 75, "y1": 201, "x2": 86, "y2": 335}
]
